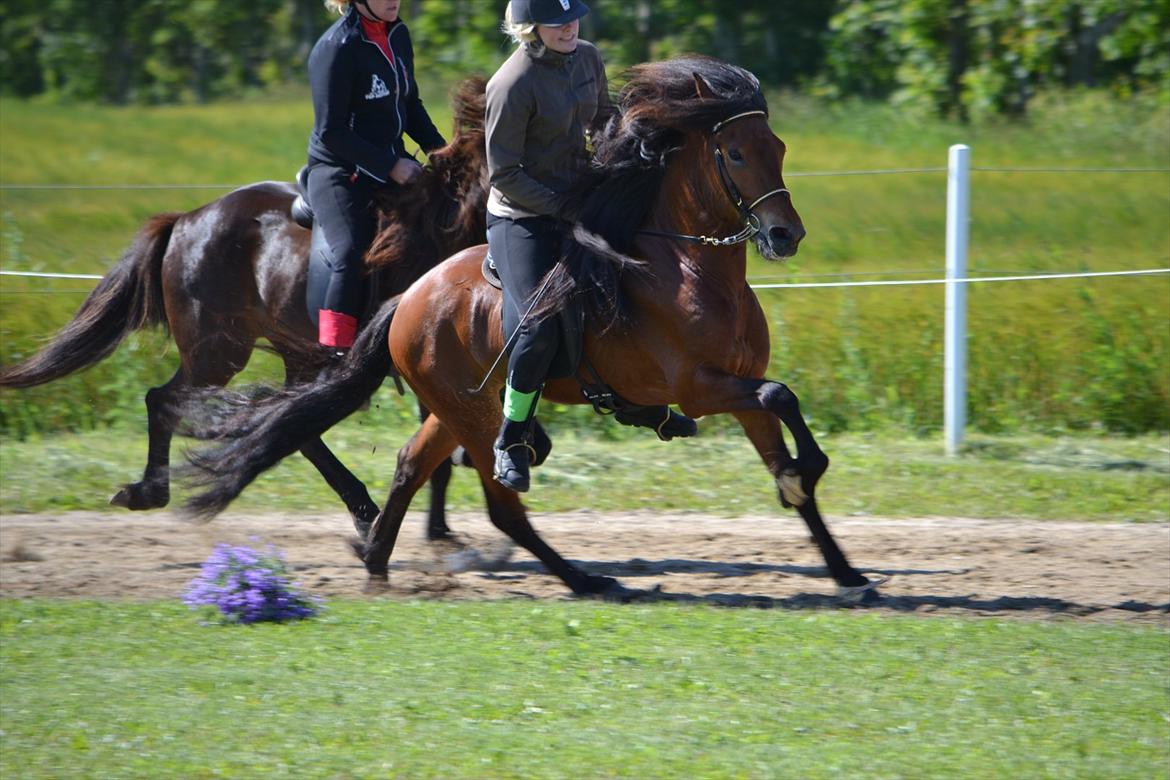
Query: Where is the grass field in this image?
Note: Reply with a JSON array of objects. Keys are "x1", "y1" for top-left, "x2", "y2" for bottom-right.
[
  {"x1": 2, "y1": 600, "x2": 1167, "y2": 779},
  {"x1": 1, "y1": 408, "x2": 1167, "y2": 522}
]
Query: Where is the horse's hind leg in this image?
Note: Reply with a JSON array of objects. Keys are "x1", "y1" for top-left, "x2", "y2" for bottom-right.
[
  {"x1": 416, "y1": 401, "x2": 455, "y2": 542},
  {"x1": 447, "y1": 418, "x2": 622, "y2": 596},
  {"x1": 360, "y1": 414, "x2": 460, "y2": 584},
  {"x1": 109, "y1": 371, "x2": 185, "y2": 510},
  {"x1": 111, "y1": 314, "x2": 252, "y2": 510},
  {"x1": 477, "y1": 477, "x2": 623, "y2": 597},
  {"x1": 298, "y1": 439, "x2": 379, "y2": 536}
]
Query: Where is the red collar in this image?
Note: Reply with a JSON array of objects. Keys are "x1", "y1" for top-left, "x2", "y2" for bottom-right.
[
  {"x1": 359, "y1": 15, "x2": 387, "y2": 36},
  {"x1": 359, "y1": 15, "x2": 394, "y2": 64}
]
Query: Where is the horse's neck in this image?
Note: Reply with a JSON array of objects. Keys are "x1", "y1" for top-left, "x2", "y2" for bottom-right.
[{"x1": 646, "y1": 158, "x2": 750, "y2": 295}]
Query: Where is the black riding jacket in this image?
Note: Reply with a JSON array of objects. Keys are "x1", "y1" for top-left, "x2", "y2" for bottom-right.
[{"x1": 306, "y1": 7, "x2": 445, "y2": 183}]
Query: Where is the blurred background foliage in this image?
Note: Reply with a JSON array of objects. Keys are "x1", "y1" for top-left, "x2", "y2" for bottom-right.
[{"x1": 1, "y1": 0, "x2": 1166, "y2": 118}]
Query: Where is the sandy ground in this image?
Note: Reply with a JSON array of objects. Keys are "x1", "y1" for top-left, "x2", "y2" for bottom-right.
[{"x1": 1, "y1": 510, "x2": 1167, "y2": 624}]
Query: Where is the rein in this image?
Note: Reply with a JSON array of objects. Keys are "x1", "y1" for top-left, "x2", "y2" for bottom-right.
[{"x1": 636, "y1": 109, "x2": 789, "y2": 247}]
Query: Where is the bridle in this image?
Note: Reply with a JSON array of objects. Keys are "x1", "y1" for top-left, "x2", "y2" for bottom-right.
[{"x1": 637, "y1": 110, "x2": 791, "y2": 247}]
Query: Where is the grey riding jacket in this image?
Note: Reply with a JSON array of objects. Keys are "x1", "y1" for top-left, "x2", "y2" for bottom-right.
[{"x1": 485, "y1": 40, "x2": 615, "y2": 220}]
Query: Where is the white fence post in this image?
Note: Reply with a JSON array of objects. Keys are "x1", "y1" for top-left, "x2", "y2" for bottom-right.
[{"x1": 945, "y1": 144, "x2": 970, "y2": 455}]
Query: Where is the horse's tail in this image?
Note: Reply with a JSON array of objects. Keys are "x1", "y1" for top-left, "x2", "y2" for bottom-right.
[
  {"x1": 0, "y1": 212, "x2": 177, "y2": 388},
  {"x1": 182, "y1": 298, "x2": 400, "y2": 521}
]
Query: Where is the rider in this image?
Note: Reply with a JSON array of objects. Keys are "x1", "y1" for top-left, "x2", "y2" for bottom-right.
[
  {"x1": 485, "y1": 0, "x2": 696, "y2": 492},
  {"x1": 305, "y1": 0, "x2": 445, "y2": 350}
]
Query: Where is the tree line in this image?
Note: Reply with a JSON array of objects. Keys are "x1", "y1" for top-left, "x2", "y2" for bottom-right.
[{"x1": 2, "y1": 0, "x2": 1166, "y2": 118}]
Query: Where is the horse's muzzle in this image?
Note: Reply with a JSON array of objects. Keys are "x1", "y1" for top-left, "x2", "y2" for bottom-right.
[{"x1": 759, "y1": 224, "x2": 805, "y2": 260}]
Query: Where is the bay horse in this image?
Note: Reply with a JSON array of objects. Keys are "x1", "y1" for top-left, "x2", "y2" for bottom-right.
[
  {"x1": 0, "y1": 78, "x2": 492, "y2": 540},
  {"x1": 182, "y1": 56, "x2": 881, "y2": 602}
]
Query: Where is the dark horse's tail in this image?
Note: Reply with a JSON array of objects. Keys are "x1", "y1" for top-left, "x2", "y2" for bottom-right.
[
  {"x1": 182, "y1": 298, "x2": 399, "y2": 520},
  {"x1": 0, "y1": 213, "x2": 177, "y2": 388}
]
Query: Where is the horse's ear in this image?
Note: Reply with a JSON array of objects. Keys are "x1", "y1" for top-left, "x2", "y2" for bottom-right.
[{"x1": 693, "y1": 72, "x2": 717, "y2": 100}]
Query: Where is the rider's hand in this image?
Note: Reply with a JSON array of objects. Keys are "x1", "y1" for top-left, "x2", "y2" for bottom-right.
[{"x1": 389, "y1": 157, "x2": 423, "y2": 185}]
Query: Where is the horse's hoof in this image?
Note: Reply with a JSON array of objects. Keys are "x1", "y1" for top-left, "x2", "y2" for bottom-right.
[
  {"x1": 836, "y1": 575, "x2": 889, "y2": 604},
  {"x1": 363, "y1": 575, "x2": 391, "y2": 595},
  {"x1": 351, "y1": 505, "x2": 379, "y2": 538},
  {"x1": 109, "y1": 482, "x2": 170, "y2": 511},
  {"x1": 347, "y1": 537, "x2": 368, "y2": 560},
  {"x1": 577, "y1": 575, "x2": 639, "y2": 602},
  {"x1": 425, "y1": 525, "x2": 455, "y2": 543},
  {"x1": 777, "y1": 470, "x2": 808, "y2": 508}
]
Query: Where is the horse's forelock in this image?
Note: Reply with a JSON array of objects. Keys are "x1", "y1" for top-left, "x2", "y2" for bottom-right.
[{"x1": 618, "y1": 56, "x2": 766, "y2": 135}]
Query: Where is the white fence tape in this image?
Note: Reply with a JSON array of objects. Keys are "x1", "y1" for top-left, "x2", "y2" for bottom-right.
[{"x1": 4, "y1": 267, "x2": 1167, "y2": 287}]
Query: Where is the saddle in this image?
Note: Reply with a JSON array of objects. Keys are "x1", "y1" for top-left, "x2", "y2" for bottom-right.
[
  {"x1": 481, "y1": 254, "x2": 696, "y2": 442},
  {"x1": 291, "y1": 165, "x2": 314, "y2": 229}
]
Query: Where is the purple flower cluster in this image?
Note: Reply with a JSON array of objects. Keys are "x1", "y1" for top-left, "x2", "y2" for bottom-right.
[{"x1": 184, "y1": 543, "x2": 320, "y2": 624}]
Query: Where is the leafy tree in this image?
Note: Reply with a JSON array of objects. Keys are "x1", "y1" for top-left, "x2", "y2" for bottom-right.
[{"x1": 824, "y1": 0, "x2": 1170, "y2": 120}]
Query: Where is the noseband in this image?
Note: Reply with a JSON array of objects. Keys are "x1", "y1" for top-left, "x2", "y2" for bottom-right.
[{"x1": 638, "y1": 109, "x2": 791, "y2": 247}]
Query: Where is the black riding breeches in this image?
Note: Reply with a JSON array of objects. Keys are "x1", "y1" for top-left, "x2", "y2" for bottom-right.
[
  {"x1": 304, "y1": 162, "x2": 376, "y2": 328},
  {"x1": 487, "y1": 214, "x2": 566, "y2": 395}
]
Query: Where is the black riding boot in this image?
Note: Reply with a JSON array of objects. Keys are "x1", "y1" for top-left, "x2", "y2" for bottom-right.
[
  {"x1": 614, "y1": 405, "x2": 698, "y2": 441},
  {"x1": 493, "y1": 417, "x2": 537, "y2": 493}
]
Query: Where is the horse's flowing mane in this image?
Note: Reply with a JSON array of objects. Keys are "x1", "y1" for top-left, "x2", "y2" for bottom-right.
[
  {"x1": 364, "y1": 76, "x2": 489, "y2": 291},
  {"x1": 533, "y1": 55, "x2": 768, "y2": 326}
]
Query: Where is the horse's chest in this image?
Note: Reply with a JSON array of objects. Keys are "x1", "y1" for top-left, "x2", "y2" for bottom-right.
[{"x1": 682, "y1": 291, "x2": 768, "y2": 375}]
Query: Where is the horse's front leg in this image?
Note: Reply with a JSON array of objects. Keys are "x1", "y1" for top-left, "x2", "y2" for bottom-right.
[
  {"x1": 684, "y1": 373, "x2": 827, "y2": 504},
  {"x1": 684, "y1": 373, "x2": 875, "y2": 597}
]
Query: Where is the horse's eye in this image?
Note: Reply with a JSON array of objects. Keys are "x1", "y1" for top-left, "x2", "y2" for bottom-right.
[{"x1": 727, "y1": 148, "x2": 744, "y2": 163}]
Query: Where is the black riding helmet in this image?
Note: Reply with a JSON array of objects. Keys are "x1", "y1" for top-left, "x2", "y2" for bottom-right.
[{"x1": 510, "y1": 0, "x2": 589, "y2": 25}]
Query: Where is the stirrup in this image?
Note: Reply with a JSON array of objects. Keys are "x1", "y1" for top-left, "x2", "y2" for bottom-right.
[{"x1": 493, "y1": 442, "x2": 536, "y2": 493}]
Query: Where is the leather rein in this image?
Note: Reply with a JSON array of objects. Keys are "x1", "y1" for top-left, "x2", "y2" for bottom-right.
[{"x1": 636, "y1": 110, "x2": 790, "y2": 247}]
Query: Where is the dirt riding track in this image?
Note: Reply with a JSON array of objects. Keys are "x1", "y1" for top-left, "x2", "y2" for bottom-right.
[{"x1": 1, "y1": 511, "x2": 1167, "y2": 624}]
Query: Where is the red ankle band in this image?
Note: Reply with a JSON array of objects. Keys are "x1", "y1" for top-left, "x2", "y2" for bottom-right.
[{"x1": 318, "y1": 310, "x2": 358, "y2": 348}]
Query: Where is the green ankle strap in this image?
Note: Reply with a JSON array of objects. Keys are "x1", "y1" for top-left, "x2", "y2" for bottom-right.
[{"x1": 503, "y1": 385, "x2": 540, "y2": 422}]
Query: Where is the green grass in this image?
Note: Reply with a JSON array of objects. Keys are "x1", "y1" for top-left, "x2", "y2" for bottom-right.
[
  {"x1": 1, "y1": 392, "x2": 1166, "y2": 521},
  {"x1": 1, "y1": 87, "x2": 1168, "y2": 437},
  {"x1": 2, "y1": 599, "x2": 1167, "y2": 779}
]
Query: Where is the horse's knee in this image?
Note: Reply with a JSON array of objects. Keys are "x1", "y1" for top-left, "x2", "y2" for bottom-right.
[{"x1": 757, "y1": 382, "x2": 799, "y2": 416}]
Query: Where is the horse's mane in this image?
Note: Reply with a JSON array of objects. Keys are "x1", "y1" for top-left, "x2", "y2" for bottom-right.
[
  {"x1": 363, "y1": 76, "x2": 489, "y2": 292},
  {"x1": 533, "y1": 55, "x2": 768, "y2": 327}
]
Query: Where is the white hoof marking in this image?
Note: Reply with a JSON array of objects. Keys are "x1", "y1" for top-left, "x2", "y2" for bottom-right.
[
  {"x1": 836, "y1": 575, "x2": 890, "y2": 603},
  {"x1": 779, "y1": 472, "x2": 808, "y2": 506}
]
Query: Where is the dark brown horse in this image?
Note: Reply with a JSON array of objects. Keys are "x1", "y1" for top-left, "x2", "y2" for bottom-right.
[
  {"x1": 0, "y1": 78, "x2": 492, "y2": 540},
  {"x1": 183, "y1": 56, "x2": 881, "y2": 602}
]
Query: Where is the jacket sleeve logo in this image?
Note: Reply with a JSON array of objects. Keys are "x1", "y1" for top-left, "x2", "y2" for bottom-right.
[{"x1": 365, "y1": 74, "x2": 391, "y2": 100}]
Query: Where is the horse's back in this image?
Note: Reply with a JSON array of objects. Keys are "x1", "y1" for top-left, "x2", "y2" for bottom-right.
[
  {"x1": 162, "y1": 179, "x2": 309, "y2": 339},
  {"x1": 390, "y1": 245, "x2": 503, "y2": 400}
]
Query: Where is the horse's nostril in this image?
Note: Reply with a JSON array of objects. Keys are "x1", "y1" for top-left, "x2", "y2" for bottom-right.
[{"x1": 769, "y1": 226, "x2": 793, "y2": 245}]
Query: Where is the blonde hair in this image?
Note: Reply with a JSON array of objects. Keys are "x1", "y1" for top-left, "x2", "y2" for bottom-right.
[
  {"x1": 324, "y1": 0, "x2": 350, "y2": 15},
  {"x1": 501, "y1": 2, "x2": 540, "y2": 45}
]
